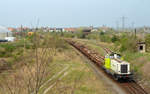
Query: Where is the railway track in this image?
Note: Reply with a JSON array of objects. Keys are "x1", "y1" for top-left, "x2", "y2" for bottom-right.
[
  {"x1": 66, "y1": 39, "x2": 148, "y2": 94},
  {"x1": 120, "y1": 80, "x2": 147, "y2": 94},
  {"x1": 102, "y1": 47, "x2": 148, "y2": 94}
]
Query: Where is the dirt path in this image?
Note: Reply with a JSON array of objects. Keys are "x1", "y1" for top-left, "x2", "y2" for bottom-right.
[
  {"x1": 43, "y1": 71, "x2": 69, "y2": 94},
  {"x1": 40, "y1": 65, "x2": 70, "y2": 93}
]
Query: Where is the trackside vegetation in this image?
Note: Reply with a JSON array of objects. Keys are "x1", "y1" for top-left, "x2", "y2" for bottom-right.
[{"x1": 0, "y1": 31, "x2": 116, "y2": 94}]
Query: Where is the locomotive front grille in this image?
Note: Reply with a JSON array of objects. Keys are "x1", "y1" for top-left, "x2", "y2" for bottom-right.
[{"x1": 121, "y1": 65, "x2": 128, "y2": 73}]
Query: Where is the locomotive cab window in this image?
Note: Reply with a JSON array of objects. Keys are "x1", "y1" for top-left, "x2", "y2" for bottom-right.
[
  {"x1": 116, "y1": 54, "x2": 121, "y2": 59},
  {"x1": 110, "y1": 53, "x2": 121, "y2": 59}
]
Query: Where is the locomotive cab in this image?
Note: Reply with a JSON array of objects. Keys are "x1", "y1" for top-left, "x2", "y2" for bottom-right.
[
  {"x1": 104, "y1": 53, "x2": 121, "y2": 69},
  {"x1": 110, "y1": 53, "x2": 122, "y2": 59}
]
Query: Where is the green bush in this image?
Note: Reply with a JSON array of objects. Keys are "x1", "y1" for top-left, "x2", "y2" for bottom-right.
[
  {"x1": 99, "y1": 35, "x2": 111, "y2": 43},
  {"x1": 63, "y1": 32, "x2": 75, "y2": 38},
  {"x1": 111, "y1": 35, "x2": 119, "y2": 43},
  {"x1": 86, "y1": 33, "x2": 100, "y2": 40},
  {"x1": 0, "y1": 38, "x2": 33, "y2": 57},
  {"x1": 119, "y1": 34, "x2": 137, "y2": 52},
  {"x1": 145, "y1": 34, "x2": 150, "y2": 52},
  {"x1": 100, "y1": 32, "x2": 104, "y2": 35},
  {"x1": 0, "y1": 44, "x2": 16, "y2": 57}
]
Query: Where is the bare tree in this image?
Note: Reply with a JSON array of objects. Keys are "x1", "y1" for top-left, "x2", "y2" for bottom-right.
[{"x1": 0, "y1": 31, "x2": 56, "y2": 94}]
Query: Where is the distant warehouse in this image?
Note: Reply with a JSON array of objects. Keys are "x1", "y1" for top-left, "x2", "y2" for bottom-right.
[{"x1": 0, "y1": 26, "x2": 15, "y2": 42}]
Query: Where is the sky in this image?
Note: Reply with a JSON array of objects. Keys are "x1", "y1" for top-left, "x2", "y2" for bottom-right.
[{"x1": 0, "y1": 0, "x2": 150, "y2": 28}]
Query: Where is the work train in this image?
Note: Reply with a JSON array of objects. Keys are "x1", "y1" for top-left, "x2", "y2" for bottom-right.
[
  {"x1": 67, "y1": 40, "x2": 133, "y2": 80},
  {"x1": 103, "y1": 53, "x2": 133, "y2": 80}
]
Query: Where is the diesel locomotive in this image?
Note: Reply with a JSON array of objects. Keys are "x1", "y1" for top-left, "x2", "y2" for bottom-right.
[{"x1": 103, "y1": 53, "x2": 133, "y2": 80}]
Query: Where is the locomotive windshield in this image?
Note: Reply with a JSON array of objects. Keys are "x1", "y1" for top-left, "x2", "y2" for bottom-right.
[{"x1": 110, "y1": 53, "x2": 121, "y2": 59}]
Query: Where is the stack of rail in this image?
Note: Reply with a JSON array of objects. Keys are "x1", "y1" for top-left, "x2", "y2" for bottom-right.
[{"x1": 67, "y1": 40, "x2": 104, "y2": 67}]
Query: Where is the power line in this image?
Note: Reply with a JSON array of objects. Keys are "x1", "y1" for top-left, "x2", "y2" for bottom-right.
[{"x1": 121, "y1": 16, "x2": 127, "y2": 31}]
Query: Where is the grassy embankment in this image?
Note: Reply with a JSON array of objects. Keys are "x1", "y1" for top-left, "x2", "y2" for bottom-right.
[{"x1": 0, "y1": 34, "x2": 114, "y2": 94}]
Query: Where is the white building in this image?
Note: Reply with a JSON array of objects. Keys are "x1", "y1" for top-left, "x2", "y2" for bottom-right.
[{"x1": 0, "y1": 26, "x2": 13, "y2": 41}]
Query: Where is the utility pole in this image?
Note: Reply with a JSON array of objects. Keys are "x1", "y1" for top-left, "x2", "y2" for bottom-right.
[
  {"x1": 121, "y1": 16, "x2": 127, "y2": 32},
  {"x1": 116, "y1": 21, "x2": 119, "y2": 31},
  {"x1": 21, "y1": 25, "x2": 23, "y2": 37},
  {"x1": 131, "y1": 22, "x2": 135, "y2": 31},
  {"x1": 135, "y1": 28, "x2": 137, "y2": 39}
]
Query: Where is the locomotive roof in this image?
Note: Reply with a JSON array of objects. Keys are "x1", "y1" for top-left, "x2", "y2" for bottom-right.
[{"x1": 112, "y1": 58, "x2": 129, "y2": 64}]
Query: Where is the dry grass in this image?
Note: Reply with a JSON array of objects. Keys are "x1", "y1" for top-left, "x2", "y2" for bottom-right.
[
  {"x1": 0, "y1": 46, "x2": 55, "y2": 94},
  {"x1": 0, "y1": 37, "x2": 115, "y2": 94},
  {"x1": 43, "y1": 47, "x2": 114, "y2": 94}
]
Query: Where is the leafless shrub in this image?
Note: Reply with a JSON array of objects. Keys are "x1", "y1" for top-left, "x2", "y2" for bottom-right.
[{"x1": 0, "y1": 31, "x2": 56, "y2": 94}]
